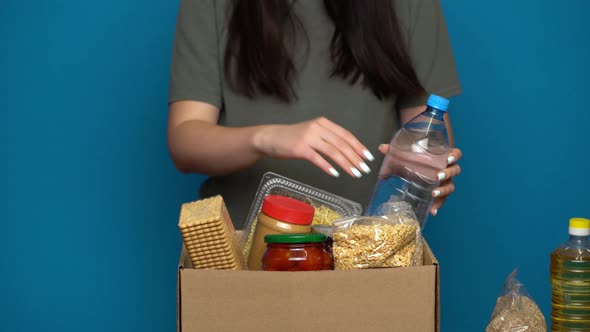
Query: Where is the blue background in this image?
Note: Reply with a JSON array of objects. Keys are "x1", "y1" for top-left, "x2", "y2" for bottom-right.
[{"x1": 1, "y1": 0, "x2": 588, "y2": 330}]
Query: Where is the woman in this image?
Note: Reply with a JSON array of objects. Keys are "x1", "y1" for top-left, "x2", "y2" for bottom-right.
[{"x1": 168, "y1": 0, "x2": 463, "y2": 228}]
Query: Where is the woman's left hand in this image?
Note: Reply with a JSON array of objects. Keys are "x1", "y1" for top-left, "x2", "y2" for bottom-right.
[{"x1": 378, "y1": 145, "x2": 463, "y2": 216}]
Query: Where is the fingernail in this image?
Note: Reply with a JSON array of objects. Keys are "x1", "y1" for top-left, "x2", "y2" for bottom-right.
[
  {"x1": 329, "y1": 168, "x2": 340, "y2": 177},
  {"x1": 359, "y1": 162, "x2": 371, "y2": 174},
  {"x1": 447, "y1": 156, "x2": 455, "y2": 165},
  {"x1": 433, "y1": 190, "x2": 441, "y2": 198},
  {"x1": 350, "y1": 167, "x2": 362, "y2": 178},
  {"x1": 363, "y1": 150, "x2": 375, "y2": 161},
  {"x1": 432, "y1": 209, "x2": 438, "y2": 216},
  {"x1": 438, "y1": 172, "x2": 446, "y2": 181}
]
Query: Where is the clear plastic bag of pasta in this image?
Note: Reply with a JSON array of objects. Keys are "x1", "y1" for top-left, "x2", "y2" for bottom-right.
[
  {"x1": 486, "y1": 269, "x2": 547, "y2": 332},
  {"x1": 332, "y1": 203, "x2": 423, "y2": 270},
  {"x1": 376, "y1": 200, "x2": 424, "y2": 266}
]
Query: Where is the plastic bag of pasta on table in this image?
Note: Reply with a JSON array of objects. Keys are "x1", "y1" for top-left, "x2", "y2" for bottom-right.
[
  {"x1": 332, "y1": 204, "x2": 423, "y2": 270},
  {"x1": 486, "y1": 269, "x2": 547, "y2": 332}
]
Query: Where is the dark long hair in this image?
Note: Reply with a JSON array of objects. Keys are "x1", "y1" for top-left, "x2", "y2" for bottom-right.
[{"x1": 224, "y1": 0, "x2": 424, "y2": 102}]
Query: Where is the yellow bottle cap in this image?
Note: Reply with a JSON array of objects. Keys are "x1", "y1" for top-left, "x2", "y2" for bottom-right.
[
  {"x1": 569, "y1": 218, "x2": 590, "y2": 236},
  {"x1": 570, "y1": 218, "x2": 590, "y2": 229}
]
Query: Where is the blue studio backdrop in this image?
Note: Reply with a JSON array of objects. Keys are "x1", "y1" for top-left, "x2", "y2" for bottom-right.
[{"x1": 1, "y1": 0, "x2": 589, "y2": 331}]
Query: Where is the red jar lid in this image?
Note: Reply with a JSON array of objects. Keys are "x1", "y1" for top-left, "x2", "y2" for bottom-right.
[{"x1": 261, "y1": 195, "x2": 315, "y2": 226}]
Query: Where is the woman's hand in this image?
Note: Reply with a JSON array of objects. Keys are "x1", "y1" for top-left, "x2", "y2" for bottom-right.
[
  {"x1": 378, "y1": 145, "x2": 462, "y2": 216},
  {"x1": 254, "y1": 117, "x2": 375, "y2": 178},
  {"x1": 430, "y1": 148, "x2": 462, "y2": 216}
]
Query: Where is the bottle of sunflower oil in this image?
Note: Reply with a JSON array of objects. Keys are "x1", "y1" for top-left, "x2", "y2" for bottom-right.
[{"x1": 550, "y1": 218, "x2": 590, "y2": 331}]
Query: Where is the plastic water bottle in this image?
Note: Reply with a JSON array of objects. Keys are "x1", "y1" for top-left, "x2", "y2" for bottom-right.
[
  {"x1": 550, "y1": 218, "x2": 590, "y2": 331},
  {"x1": 365, "y1": 94, "x2": 451, "y2": 227}
]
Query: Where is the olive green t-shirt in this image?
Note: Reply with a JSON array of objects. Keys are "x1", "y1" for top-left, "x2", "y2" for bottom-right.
[{"x1": 169, "y1": 0, "x2": 461, "y2": 228}]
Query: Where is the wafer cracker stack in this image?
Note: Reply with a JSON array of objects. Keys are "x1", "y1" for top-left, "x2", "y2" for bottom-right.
[{"x1": 178, "y1": 196, "x2": 246, "y2": 270}]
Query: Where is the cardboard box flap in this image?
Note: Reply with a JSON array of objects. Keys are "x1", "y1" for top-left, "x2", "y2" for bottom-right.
[
  {"x1": 423, "y1": 239, "x2": 440, "y2": 332},
  {"x1": 178, "y1": 243, "x2": 192, "y2": 269},
  {"x1": 422, "y1": 240, "x2": 438, "y2": 266}
]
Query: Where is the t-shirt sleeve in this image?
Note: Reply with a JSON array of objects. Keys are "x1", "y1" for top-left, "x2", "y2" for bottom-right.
[
  {"x1": 397, "y1": 0, "x2": 462, "y2": 109},
  {"x1": 169, "y1": 0, "x2": 222, "y2": 108}
]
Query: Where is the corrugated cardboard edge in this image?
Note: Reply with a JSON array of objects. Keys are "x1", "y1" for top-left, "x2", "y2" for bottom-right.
[
  {"x1": 177, "y1": 268, "x2": 181, "y2": 332},
  {"x1": 178, "y1": 244, "x2": 192, "y2": 332},
  {"x1": 177, "y1": 245, "x2": 183, "y2": 332},
  {"x1": 422, "y1": 240, "x2": 440, "y2": 332}
]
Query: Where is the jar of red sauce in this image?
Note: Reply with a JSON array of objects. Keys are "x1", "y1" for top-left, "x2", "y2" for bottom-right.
[{"x1": 261, "y1": 234, "x2": 333, "y2": 271}]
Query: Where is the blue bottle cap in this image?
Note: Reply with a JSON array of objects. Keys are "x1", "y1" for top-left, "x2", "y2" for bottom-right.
[{"x1": 426, "y1": 94, "x2": 450, "y2": 112}]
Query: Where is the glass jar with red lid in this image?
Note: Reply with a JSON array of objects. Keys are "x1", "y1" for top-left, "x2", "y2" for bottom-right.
[
  {"x1": 261, "y1": 234, "x2": 333, "y2": 271},
  {"x1": 247, "y1": 195, "x2": 315, "y2": 270}
]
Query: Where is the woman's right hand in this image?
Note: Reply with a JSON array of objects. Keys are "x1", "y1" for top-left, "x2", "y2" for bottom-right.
[{"x1": 253, "y1": 117, "x2": 375, "y2": 178}]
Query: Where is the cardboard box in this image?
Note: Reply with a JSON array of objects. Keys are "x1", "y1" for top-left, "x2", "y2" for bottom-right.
[{"x1": 177, "y1": 232, "x2": 440, "y2": 332}]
